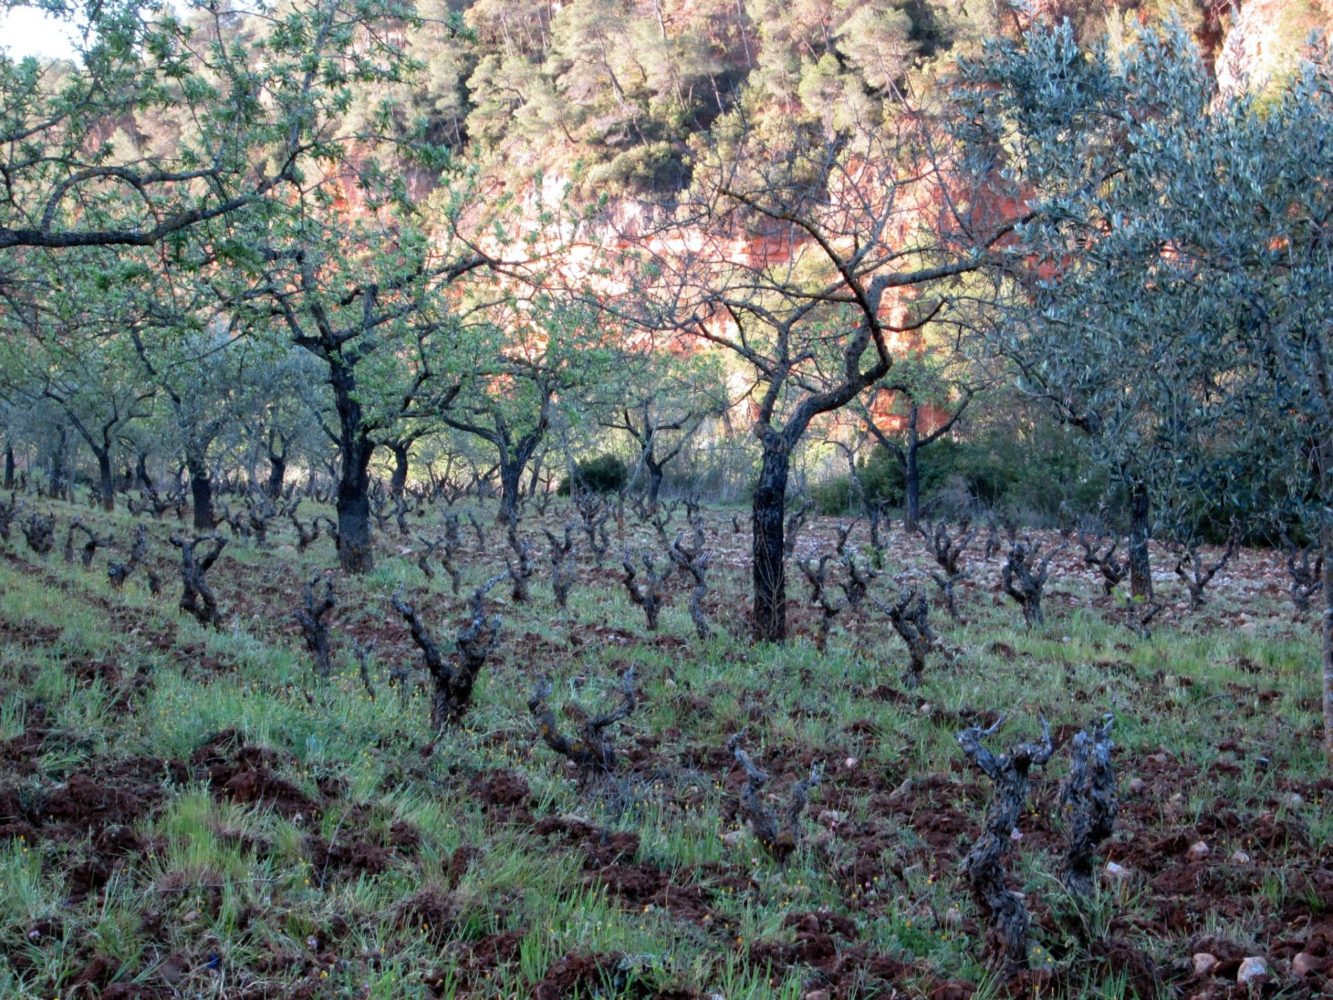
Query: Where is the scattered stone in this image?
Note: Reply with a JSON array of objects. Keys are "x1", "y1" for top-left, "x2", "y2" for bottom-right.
[
  {"x1": 803, "y1": 991, "x2": 831, "y2": 1000},
  {"x1": 720, "y1": 830, "x2": 745, "y2": 849},
  {"x1": 1230, "y1": 849, "x2": 1252, "y2": 865},
  {"x1": 843, "y1": 756, "x2": 859, "y2": 770},
  {"x1": 944, "y1": 905, "x2": 963, "y2": 929},
  {"x1": 1292, "y1": 952, "x2": 1318, "y2": 977},
  {"x1": 1010, "y1": 827, "x2": 1023, "y2": 842},
  {"x1": 1193, "y1": 953, "x2": 1219, "y2": 976},
  {"x1": 817, "y1": 809, "x2": 846, "y2": 828},
  {"x1": 918, "y1": 702, "x2": 933, "y2": 716},
  {"x1": 1147, "y1": 752, "x2": 1170, "y2": 766},
  {"x1": 1104, "y1": 861, "x2": 1130, "y2": 881},
  {"x1": 1286, "y1": 792, "x2": 1304, "y2": 808},
  {"x1": 1188, "y1": 840, "x2": 1211, "y2": 861},
  {"x1": 1127, "y1": 777, "x2": 1147, "y2": 795},
  {"x1": 888, "y1": 778, "x2": 913, "y2": 802},
  {"x1": 1237, "y1": 957, "x2": 1268, "y2": 985}
]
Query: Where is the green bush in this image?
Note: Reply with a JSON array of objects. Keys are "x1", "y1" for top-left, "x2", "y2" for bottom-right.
[
  {"x1": 813, "y1": 425, "x2": 1108, "y2": 521},
  {"x1": 558, "y1": 454, "x2": 629, "y2": 496}
]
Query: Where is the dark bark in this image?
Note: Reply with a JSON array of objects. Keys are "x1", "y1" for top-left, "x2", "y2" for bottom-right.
[
  {"x1": 391, "y1": 575, "x2": 502, "y2": 729},
  {"x1": 188, "y1": 454, "x2": 215, "y2": 530},
  {"x1": 330, "y1": 360, "x2": 376, "y2": 574},
  {"x1": 336, "y1": 465, "x2": 374, "y2": 573},
  {"x1": 497, "y1": 459, "x2": 523, "y2": 526},
  {"x1": 50, "y1": 426, "x2": 69, "y2": 500},
  {"x1": 135, "y1": 452, "x2": 153, "y2": 493},
  {"x1": 544, "y1": 525, "x2": 577, "y2": 609},
  {"x1": 622, "y1": 550, "x2": 668, "y2": 630},
  {"x1": 1282, "y1": 537, "x2": 1322, "y2": 614},
  {"x1": 529, "y1": 669, "x2": 636, "y2": 783},
  {"x1": 1127, "y1": 482, "x2": 1153, "y2": 601},
  {"x1": 1059, "y1": 713, "x2": 1117, "y2": 898},
  {"x1": 1002, "y1": 540, "x2": 1061, "y2": 629},
  {"x1": 752, "y1": 446, "x2": 791, "y2": 642},
  {"x1": 267, "y1": 455, "x2": 287, "y2": 501},
  {"x1": 389, "y1": 442, "x2": 409, "y2": 500},
  {"x1": 666, "y1": 525, "x2": 711, "y2": 640},
  {"x1": 878, "y1": 586, "x2": 936, "y2": 688},
  {"x1": 798, "y1": 555, "x2": 841, "y2": 653},
  {"x1": 1077, "y1": 519, "x2": 1128, "y2": 596},
  {"x1": 170, "y1": 534, "x2": 226, "y2": 628},
  {"x1": 22, "y1": 514, "x2": 54, "y2": 555},
  {"x1": 3, "y1": 444, "x2": 14, "y2": 491},
  {"x1": 727, "y1": 733, "x2": 822, "y2": 862},
  {"x1": 1324, "y1": 521, "x2": 1333, "y2": 768},
  {"x1": 919, "y1": 519, "x2": 975, "y2": 622},
  {"x1": 957, "y1": 715, "x2": 1054, "y2": 978},
  {"x1": 645, "y1": 459, "x2": 665, "y2": 510},
  {"x1": 904, "y1": 437, "x2": 921, "y2": 528},
  {"x1": 96, "y1": 450, "x2": 115, "y2": 512},
  {"x1": 294, "y1": 575, "x2": 336, "y2": 678}
]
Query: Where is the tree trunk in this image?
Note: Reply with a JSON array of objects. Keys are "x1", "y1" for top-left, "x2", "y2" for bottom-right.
[
  {"x1": 752, "y1": 445, "x2": 790, "y2": 642},
  {"x1": 330, "y1": 359, "x2": 376, "y2": 574},
  {"x1": 337, "y1": 449, "x2": 374, "y2": 573},
  {"x1": 3, "y1": 444, "x2": 13, "y2": 491},
  {"x1": 497, "y1": 459, "x2": 522, "y2": 525},
  {"x1": 1320, "y1": 437, "x2": 1333, "y2": 769},
  {"x1": 267, "y1": 454, "x2": 286, "y2": 500},
  {"x1": 389, "y1": 443, "x2": 409, "y2": 500},
  {"x1": 187, "y1": 452, "x2": 215, "y2": 529},
  {"x1": 646, "y1": 457, "x2": 664, "y2": 512},
  {"x1": 50, "y1": 428, "x2": 69, "y2": 501},
  {"x1": 1127, "y1": 481, "x2": 1153, "y2": 601},
  {"x1": 1322, "y1": 518, "x2": 1333, "y2": 768},
  {"x1": 527, "y1": 449, "x2": 543, "y2": 497},
  {"x1": 135, "y1": 452, "x2": 153, "y2": 493},
  {"x1": 96, "y1": 449, "x2": 115, "y2": 512},
  {"x1": 904, "y1": 441, "x2": 921, "y2": 529}
]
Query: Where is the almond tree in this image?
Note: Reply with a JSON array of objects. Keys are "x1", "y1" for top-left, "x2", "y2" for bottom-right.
[
  {"x1": 257, "y1": 213, "x2": 485, "y2": 573},
  {"x1": 0, "y1": 0, "x2": 423, "y2": 254},
  {"x1": 635, "y1": 107, "x2": 1022, "y2": 641}
]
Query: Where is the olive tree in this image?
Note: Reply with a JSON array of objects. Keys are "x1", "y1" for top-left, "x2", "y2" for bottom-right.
[{"x1": 961, "y1": 23, "x2": 1333, "y2": 760}]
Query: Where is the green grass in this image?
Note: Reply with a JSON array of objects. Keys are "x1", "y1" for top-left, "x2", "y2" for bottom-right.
[{"x1": 0, "y1": 496, "x2": 1325, "y2": 997}]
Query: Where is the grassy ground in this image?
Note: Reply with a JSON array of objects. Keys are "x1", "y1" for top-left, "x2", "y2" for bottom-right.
[{"x1": 0, "y1": 495, "x2": 1327, "y2": 999}]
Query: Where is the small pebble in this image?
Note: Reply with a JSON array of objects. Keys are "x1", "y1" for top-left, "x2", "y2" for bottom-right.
[
  {"x1": 1230, "y1": 849, "x2": 1251, "y2": 865},
  {"x1": 1193, "y1": 953, "x2": 1218, "y2": 976},
  {"x1": 1188, "y1": 840, "x2": 1211, "y2": 861},
  {"x1": 1292, "y1": 952, "x2": 1318, "y2": 977},
  {"x1": 1236, "y1": 956, "x2": 1269, "y2": 985}
]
